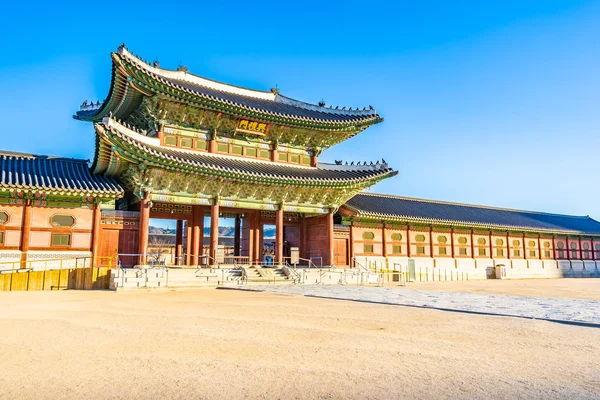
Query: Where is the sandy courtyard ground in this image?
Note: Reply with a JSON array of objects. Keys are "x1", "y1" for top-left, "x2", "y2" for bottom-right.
[{"x1": 1, "y1": 286, "x2": 599, "y2": 399}]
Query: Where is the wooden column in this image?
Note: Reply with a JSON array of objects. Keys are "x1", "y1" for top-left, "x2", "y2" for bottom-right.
[
  {"x1": 175, "y1": 220, "x2": 183, "y2": 266},
  {"x1": 191, "y1": 205, "x2": 204, "y2": 265},
  {"x1": 234, "y1": 215, "x2": 241, "y2": 257},
  {"x1": 310, "y1": 154, "x2": 318, "y2": 167},
  {"x1": 271, "y1": 142, "x2": 279, "y2": 162},
  {"x1": 254, "y1": 211, "x2": 261, "y2": 264},
  {"x1": 91, "y1": 203, "x2": 102, "y2": 266},
  {"x1": 382, "y1": 222, "x2": 388, "y2": 257},
  {"x1": 209, "y1": 129, "x2": 217, "y2": 153},
  {"x1": 138, "y1": 195, "x2": 150, "y2": 265},
  {"x1": 326, "y1": 212, "x2": 334, "y2": 266},
  {"x1": 247, "y1": 213, "x2": 254, "y2": 264},
  {"x1": 19, "y1": 200, "x2": 32, "y2": 269},
  {"x1": 275, "y1": 207, "x2": 284, "y2": 265},
  {"x1": 185, "y1": 222, "x2": 192, "y2": 266},
  {"x1": 348, "y1": 223, "x2": 355, "y2": 264},
  {"x1": 301, "y1": 216, "x2": 308, "y2": 260},
  {"x1": 210, "y1": 201, "x2": 219, "y2": 263}
]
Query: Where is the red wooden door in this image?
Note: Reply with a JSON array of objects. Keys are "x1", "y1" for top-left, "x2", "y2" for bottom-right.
[{"x1": 334, "y1": 238, "x2": 349, "y2": 267}]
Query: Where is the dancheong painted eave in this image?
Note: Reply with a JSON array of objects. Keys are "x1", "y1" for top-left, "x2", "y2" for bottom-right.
[
  {"x1": 74, "y1": 45, "x2": 383, "y2": 131},
  {"x1": 0, "y1": 151, "x2": 123, "y2": 200},
  {"x1": 343, "y1": 192, "x2": 600, "y2": 236},
  {"x1": 93, "y1": 117, "x2": 397, "y2": 188}
]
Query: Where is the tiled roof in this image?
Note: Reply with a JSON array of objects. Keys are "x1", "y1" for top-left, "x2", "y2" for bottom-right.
[
  {"x1": 0, "y1": 151, "x2": 123, "y2": 198},
  {"x1": 344, "y1": 192, "x2": 600, "y2": 235},
  {"x1": 96, "y1": 118, "x2": 397, "y2": 186},
  {"x1": 75, "y1": 46, "x2": 382, "y2": 129}
]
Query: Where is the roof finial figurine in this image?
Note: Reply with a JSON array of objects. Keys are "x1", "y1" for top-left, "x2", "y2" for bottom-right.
[
  {"x1": 154, "y1": 57, "x2": 160, "y2": 68},
  {"x1": 335, "y1": 160, "x2": 342, "y2": 165},
  {"x1": 271, "y1": 86, "x2": 280, "y2": 95},
  {"x1": 318, "y1": 99, "x2": 326, "y2": 107}
]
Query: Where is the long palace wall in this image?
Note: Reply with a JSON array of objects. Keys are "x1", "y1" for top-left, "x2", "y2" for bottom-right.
[
  {"x1": 0, "y1": 203, "x2": 97, "y2": 268},
  {"x1": 348, "y1": 224, "x2": 600, "y2": 279}
]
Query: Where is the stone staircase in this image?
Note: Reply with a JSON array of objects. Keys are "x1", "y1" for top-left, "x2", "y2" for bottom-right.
[{"x1": 242, "y1": 266, "x2": 291, "y2": 284}]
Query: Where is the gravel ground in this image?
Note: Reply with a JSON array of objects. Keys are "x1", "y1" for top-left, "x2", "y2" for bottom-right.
[{"x1": 237, "y1": 284, "x2": 600, "y2": 326}]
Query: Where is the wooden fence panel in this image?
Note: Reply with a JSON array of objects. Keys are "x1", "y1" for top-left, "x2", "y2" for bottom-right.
[
  {"x1": 10, "y1": 273, "x2": 29, "y2": 291},
  {"x1": 44, "y1": 270, "x2": 62, "y2": 290},
  {"x1": 0, "y1": 267, "x2": 111, "y2": 291},
  {"x1": 0, "y1": 274, "x2": 9, "y2": 291},
  {"x1": 27, "y1": 271, "x2": 45, "y2": 291}
]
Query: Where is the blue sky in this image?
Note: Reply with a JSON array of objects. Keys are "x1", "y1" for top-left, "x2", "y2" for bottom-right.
[{"x1": 1, "y1": 0, "x2": 599, "y2": 223}]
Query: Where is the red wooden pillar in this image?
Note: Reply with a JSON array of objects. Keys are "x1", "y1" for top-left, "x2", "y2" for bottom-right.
[
  {"x1": 254, "y1": 211, "x2": 261, "y2": 264},
  {"x1": 138, "y1": 195, "x2": 150, "y2": 265},
  {"x1": 310, "y1": 154, "x2": 318, "y2": 167},
  {"x1": 301, "y1": 216, "x2": 308, "y2": 260},
  {"x1": 210, "y1": 201, "x2": 219, "y2": 263},
  {"x1": 20, "y1": 200, "x2": 32, "y2": 269},
  {"x1": 275, "y1": 207, "x2": 283, "y2": 265},
  {"x1": 91, "y1": 203, "x2": 102, "y2": 266},
  {"x1": 185, "y1": 222, "x2": 192, "y2": 266},
  {"x1": 348, "y1": 223, "x2": 355, "y2": 265},
  {"x1": 382, "y1": 222, "x2": 388, "y2": 258},
  {"x1": 234, "y1": 215, "x2": 241, "y2": 257},
  {"x1": 209, "y1": 129, "x2": 217, "y2": 153},
  {"x1": 326, "y1": 212, "x2": 334, "y2": 266},
  {"x1": 175, "y1": 220, "x2": 183, "y2": 266},
  {"x1": 191, "y1": 205, "x2": 204, "y2": 265}
]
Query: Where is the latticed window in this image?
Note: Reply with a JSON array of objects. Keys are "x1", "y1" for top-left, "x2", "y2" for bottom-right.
[
  {"x1": 259, "y1": 150, "x2": 270, "y2": 159},
  {"x1": 596, "y1": 244, "x2": 600, "y2": 259},
  {"x1": 51, "y1": 234, "x2": 70, "y2": 246},
  {"x1": 51, "y1": 215, "x2": 75, "y2": 227},
  {"x1": 290, "y1": 154, "x2": 300, "y2": 164},
  {"x1": 439, "y1": 247, "x2": 447, "y2": 255},
  {"x1": 415, "y1": 234, "x2": 426, "y2": 242},
  {"x1": 278, "y1": 153, "x2": 288, "y2": 162},
  {"x1": 392, "y1": 245, "x2": 401, "y2": 254},
  {"x1": 392, "y1": 233, "x2": 403, "y2": 241},
  {"x1": 195, "y1": 139, "x2": 208, "y2": 151},
  {"x1": 512, "y1": 240, "x2": 521, "y2": 257},
  {"x1": 180, "y1": 137, "x2": 193, "y2": 148},
  {"x1": 556, "y1": 241, "x2": 565, "y2": 258},
  {"x1": 301, "y1": 156, "x2": 311, "y2": 165},
  {"x1": 362, "y1": 232, "x2": 375, "y2": 240},
  {"x1": 570, "y1": 242, "x2": 578, "y2": 259},
  {"x1": 217, "y1": 143, "x2": 229, "y2": 153},
  {"x1": 417, "y1": 246, "x2": 425, "y2": 255},
  {"x1": 479, "y1": 248, "x2": 486, "y2": 256},
  {"x1": 231, "y1": 145, "x2": 243, "y2": 155},
  {"x1": 364, "y1": 244, "x2": 374, "y2": 254},
  {"x1": 497, "y1": 249, "x2": 504, "y2": 257},
  {"x1": 164, "y1": 135, "x2": 177, "y2": 146},
  {"x1": 0, "y1": 212, "x2": 8, "y2": 225},
  {"x1": 245, "y1": 147, "x2": 257, "y2": 157},
  {"x1": 583, "y1": 243, "x2": 590, "y2": 259}
]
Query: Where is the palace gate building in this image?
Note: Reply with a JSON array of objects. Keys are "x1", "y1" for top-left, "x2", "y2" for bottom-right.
[{"x1": 1, "y1": 45, "x2": 600, "y2": 280}]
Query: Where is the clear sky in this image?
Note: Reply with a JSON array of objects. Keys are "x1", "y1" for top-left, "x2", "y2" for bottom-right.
[{"x1": 1, "y1": 1, "x2": 598, "y2": 220}]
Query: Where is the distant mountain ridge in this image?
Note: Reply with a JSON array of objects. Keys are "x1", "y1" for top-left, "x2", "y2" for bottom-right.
[{"x1": 149, "y1": 225, "x2": 276, "y2": 238}]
